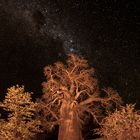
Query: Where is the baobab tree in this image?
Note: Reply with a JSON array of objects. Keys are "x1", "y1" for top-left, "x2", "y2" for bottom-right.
[{"x1": 39, "y1": 53, "x2": 122, "y2": 140}]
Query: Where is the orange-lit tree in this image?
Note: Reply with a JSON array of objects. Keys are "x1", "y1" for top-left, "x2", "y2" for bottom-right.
[
  {"x1": 98, "y1": 104, "x2": 140, "y2": 140},
  {"x1": 0, "y1": 85, "x2": 42, "y2": 140},
  {"x1": 39, "y1": 53, "x2": 122, "y2": 140}
]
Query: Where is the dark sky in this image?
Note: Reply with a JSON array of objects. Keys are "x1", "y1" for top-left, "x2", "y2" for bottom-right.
[{"x1": 0, "y1": 0, "x2": 140, "y2": 104}]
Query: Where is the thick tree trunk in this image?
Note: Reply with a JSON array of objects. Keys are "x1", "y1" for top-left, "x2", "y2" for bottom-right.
[{"x1": 58, "y1": 100, "x2": 83, "y2": 140}]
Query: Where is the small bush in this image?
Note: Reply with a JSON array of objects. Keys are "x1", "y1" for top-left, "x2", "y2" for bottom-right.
[
  {"x1": 98, "y1": 104, "x2": 140, "y2": 140},
  {"x1": 0, "y1": 85, "x2": 42, "y2": 140}
]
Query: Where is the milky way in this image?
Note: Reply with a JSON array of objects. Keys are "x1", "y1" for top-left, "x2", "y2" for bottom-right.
[{"x1": 1, "y1": 0, "x2": 82, "y2": 54}]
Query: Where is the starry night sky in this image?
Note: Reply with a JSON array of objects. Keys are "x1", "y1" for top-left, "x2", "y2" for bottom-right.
[{"x1": 0, "y1": 0, "x2": 139, "y2": 105}]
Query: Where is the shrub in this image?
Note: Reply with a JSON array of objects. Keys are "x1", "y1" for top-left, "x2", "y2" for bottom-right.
[
  {"x1": 98, "y1": 104, "x2": 140, "y2": 140},
  {"x1": 0, "y1": 85, "x2": 42, "y2": 140}
]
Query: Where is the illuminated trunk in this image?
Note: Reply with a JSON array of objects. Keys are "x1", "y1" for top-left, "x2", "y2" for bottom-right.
[{"x1": 58, "y1": 100, "x2": 83, "y2": 140}]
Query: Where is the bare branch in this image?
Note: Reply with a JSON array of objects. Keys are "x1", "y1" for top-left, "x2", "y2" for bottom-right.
[
  {"x1": 75, "y1": 89, "x2": 88, "y2": 100},
  {"x1": 79, "y1": 95, "x2": 100, "y2": 106}
]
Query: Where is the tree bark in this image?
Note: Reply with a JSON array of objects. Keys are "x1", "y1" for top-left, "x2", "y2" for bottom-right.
[{"x1": 58, "y1": 100, "x2": 83, "y2": 140}]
